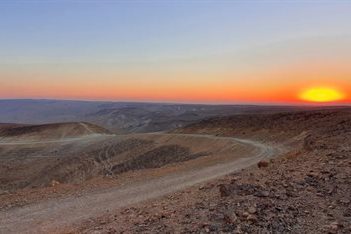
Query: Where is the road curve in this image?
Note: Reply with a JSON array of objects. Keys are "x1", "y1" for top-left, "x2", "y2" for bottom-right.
[{"x1": 0, "y1": 135, "x2": 282, "y2": 234}]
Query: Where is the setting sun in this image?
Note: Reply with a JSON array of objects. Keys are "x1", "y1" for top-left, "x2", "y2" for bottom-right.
[{"x1": 299, "y1": 87, "x2": 345, "y2": 103}]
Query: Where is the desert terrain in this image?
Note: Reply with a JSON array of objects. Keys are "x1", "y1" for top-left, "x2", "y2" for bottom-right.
[
  {"x1": 0, "y1": 107, "x2": 350, "y2": 233},
  {"x1": 2, "y1": 1, "x2": 350, "y2": 233},
  {"x1": 0, "y1": 99, "x2": 338, "y2": 133}
]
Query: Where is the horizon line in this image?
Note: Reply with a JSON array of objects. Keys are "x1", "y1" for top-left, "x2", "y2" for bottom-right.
[{"x1": 0, "y1": 98, "x2": 350, "y2": 107}]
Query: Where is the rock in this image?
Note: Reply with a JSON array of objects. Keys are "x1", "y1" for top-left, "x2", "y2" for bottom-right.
[
  {"x1": 257, "y1": 160, "x2": 269, "y2": 168},
  {"x1": 223, "y1": 212, "x2": 237, "y2": 223},
  {"x1": 339, "y1": 198, "x2": 350, "y2": 204},
  {"x1": 99, "y1": 220, "x2": 107, "y2": 225},
  {"x1": 50, "y1": 180, "x2": 60, "y2": 187},
  {"x1": 218, "y1": 184, "x2": 231, "y2": 197},
  {"x1": 246, "y1": 214, "x2": 257, "y2": 222},
  {"x1": 255, "y1": 190, "x2": 270, "y2": 197},
  {"x1": 248, "y1": 206, "x2": 257, "y2": 214},
  {"x1": 0, "y1": 190, "x2": 9, "y2": 195},
  {"x1": 343, "y1": 208, "x2": 351, "y2": 217},
  {"x1": 307, "y1": 172, "x2": 319, "y2": 177},
  {"x1": 242, "y1": 212, "x2": 249, "y2": 218},
  {"x1": 324, "y1": 221, "x2": 341, "y2": 233},
  {"x1": 230, "y1": 176, "x2": 240, "y2": 184},
  {"x1": 233, "y1": 225, "x2": 243, "y2": 234},
  {"x1": 93, "y1": 227, "x2": 103, "y2": 231}
]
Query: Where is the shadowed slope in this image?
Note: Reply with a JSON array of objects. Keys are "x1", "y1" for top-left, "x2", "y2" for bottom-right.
[{"x1": 0, "y1": 122, "x2": 110, "y2": 141}]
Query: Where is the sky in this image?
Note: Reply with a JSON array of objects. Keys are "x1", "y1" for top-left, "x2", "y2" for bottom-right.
[{"x1": 0, "y1": 0, "x2": 350, "y2": 104}]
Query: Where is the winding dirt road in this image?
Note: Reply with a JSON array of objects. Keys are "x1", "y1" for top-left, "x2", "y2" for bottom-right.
[{"x1": 0, "y1": 134, "x2": 282, "y2": 234}]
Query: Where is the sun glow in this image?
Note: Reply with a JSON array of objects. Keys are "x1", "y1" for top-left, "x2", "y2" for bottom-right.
[{"x1": 299, "y1": 87, "x2": 345, "y2": 103}]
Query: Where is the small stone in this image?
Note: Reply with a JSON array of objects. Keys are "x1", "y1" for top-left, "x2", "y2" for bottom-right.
[
  {"x1": 242, "y1": 211, "x2": 249, "y2": 218},
  {"x1": 218, "y1": 184, "x2": 231, "y2": 197},
  {"x1": 247, "y1": 214, "x2": 257, "y2": 222},
  {"x1": 325, "y1": 221, "x2": 341, "y2": 233},
  {"x1": 0, "y1": 190, "x2": 9, "y2": 195},
  {"x1": 248, "y1": 207, "x2": 257, "y2": 214},
  {"x1": 339, "y1": 198, "x2": 350, "y2": 204},
  {"x1": 257, "y1": 160, "x2": 269, "y2": 168},
  {"x1": 224, "y1": 212, "x2": 237, "y2": 223},
  {"x1": 99, "y1": 220, "x2": 107, "y2": 225},
  {"x1": 255, "y1": 190, "x2": 270, "y2": 197},
  {"x1": 234, "y1": 225, "x2": 243, "y2": 234},
  {"x1": 343, "y1": 208, "x2": 351, "y2": 217},
  {"x1": 50, "y1": 180, "x2": 60, "y2": 187}
]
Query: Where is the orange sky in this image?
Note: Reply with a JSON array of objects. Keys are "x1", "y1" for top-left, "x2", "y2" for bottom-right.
[
  {"x1": 2, "y1": 51, "x2": 350, "y2": 104},
  {"x1": 1, "y1": 65, "x2": 350, "y2": 104}
]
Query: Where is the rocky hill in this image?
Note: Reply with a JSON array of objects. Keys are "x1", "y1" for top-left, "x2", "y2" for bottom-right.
[
  {"x1": 0, "y1": 99, "x2": 340, "y2": 133},
  {"x1": 0, "y1": 122, "x2": 110, "y2": 141},
  {"x1": 76, "y1": 109, "x2": 351, "y2": 233}
]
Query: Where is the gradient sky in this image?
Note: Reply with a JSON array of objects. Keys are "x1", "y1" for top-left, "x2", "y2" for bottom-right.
[{"x1": 0, "y1": 0, "x2": 350, "y2": 104}]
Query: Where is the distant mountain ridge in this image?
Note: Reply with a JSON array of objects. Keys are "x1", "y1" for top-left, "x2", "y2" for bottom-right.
[{"x1": 0, "y1": 99, "x2": 346, "y2": 133}]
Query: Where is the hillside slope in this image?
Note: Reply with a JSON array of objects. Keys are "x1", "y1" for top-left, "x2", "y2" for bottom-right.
[
  {"x1": 0, "y1": 122, "x2": 110, "y2": 141},
  {"x1": 0, "y1": 99, "x2": 342, "y2": 133},
  {"x1": 77, "y1": 109, "x2": 351, "y2": 234},
  {"x1": 0, "y1": 125, "x2": 257, "y2": 193}
]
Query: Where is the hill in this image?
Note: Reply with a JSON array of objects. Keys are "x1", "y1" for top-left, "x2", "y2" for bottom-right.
[
  {"x1": 0, "y1": 99, "x2": 343, "y2": 133},
  {"x1": 0, "y1": 108, "x2": 350, "y2": 233},
  {"x1": 0, "y1": 122, "x2": 110, "y2": 141},
  {"x1": 78, "y1": 108, "x2": 351, "y2": 233}
]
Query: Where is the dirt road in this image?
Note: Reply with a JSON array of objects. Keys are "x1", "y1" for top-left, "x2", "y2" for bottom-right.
[{"x1": 0, "y1": 134, "x2": 282, "y2": 234}]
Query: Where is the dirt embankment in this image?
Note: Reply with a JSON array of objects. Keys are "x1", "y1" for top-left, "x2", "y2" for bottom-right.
[
  {"x1": 175, "y1": 109, "x2": 351, "y2": 146},
  {"x1": 112, "y1": 145, "x2": 208, "y2": 174},
  {"x1": 76, "y1": 109, "x2": 351, "y2": 234},
  {"x1": 0, "y1": 122, "x2": 114, "y2": 191},
  {"x1": 0, "y1": 122, "x2": 110, "y2": 142}
]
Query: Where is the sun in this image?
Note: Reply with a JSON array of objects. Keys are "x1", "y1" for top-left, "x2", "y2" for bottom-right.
[{"x1": 299, "y1": 87, "x2": 345, "y2": 103}]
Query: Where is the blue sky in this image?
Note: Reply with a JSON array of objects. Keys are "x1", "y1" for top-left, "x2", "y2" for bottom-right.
[{"x1": 1, "y1": 0, "x2": 350, "y2": 64}]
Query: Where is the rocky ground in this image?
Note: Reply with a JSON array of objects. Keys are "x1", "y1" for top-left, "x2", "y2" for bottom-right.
[{"x1": 72, "y1": 109, "x2": 351, "y2": 233}]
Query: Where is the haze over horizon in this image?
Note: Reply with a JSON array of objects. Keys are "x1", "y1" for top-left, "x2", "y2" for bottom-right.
[{"x1": 1, "y1": 0, "x2": 350, "y2": 104}]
